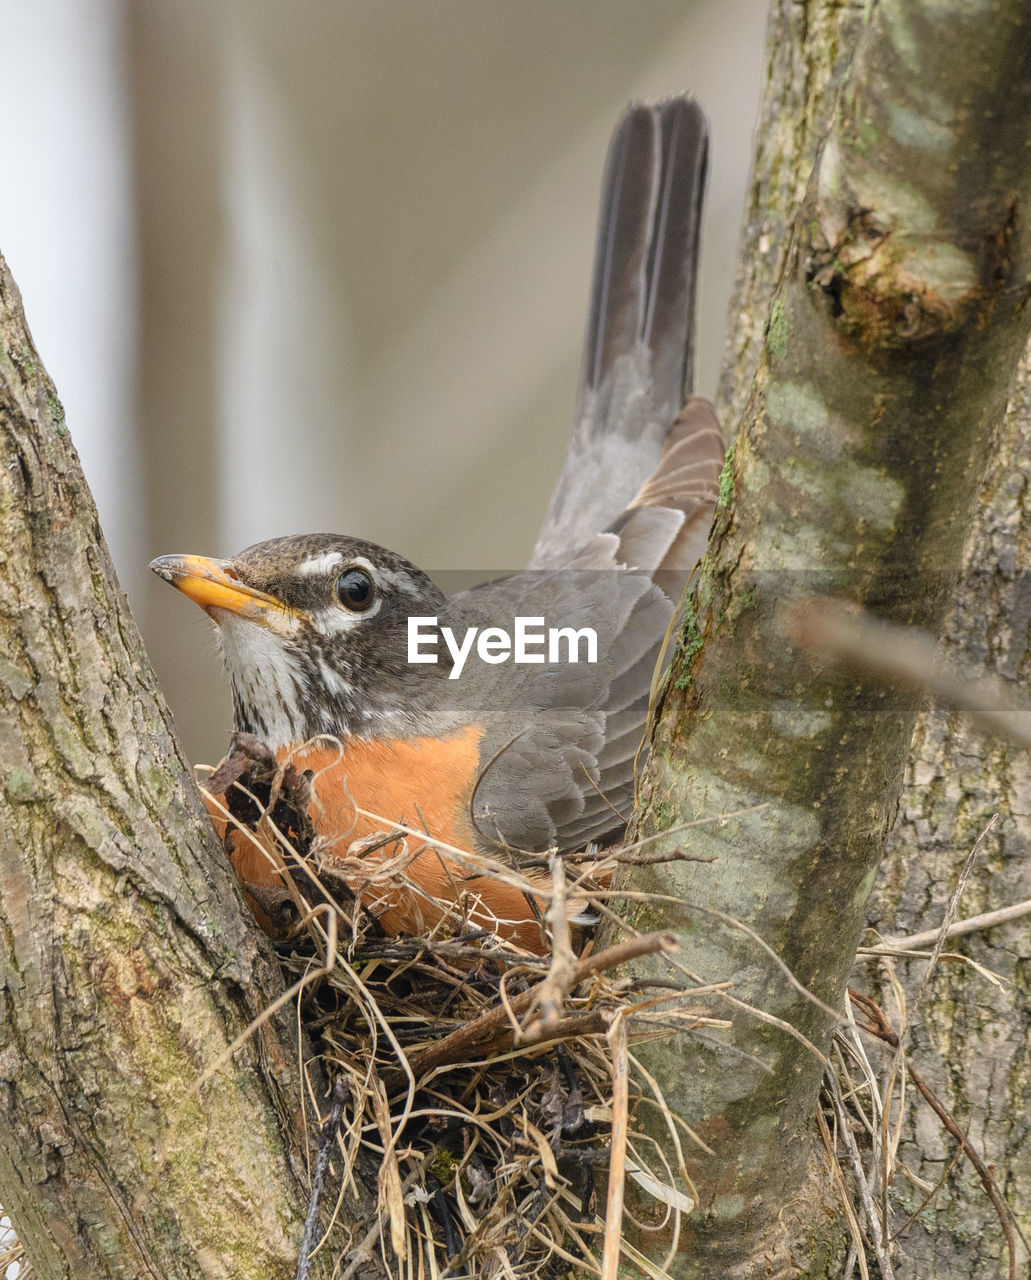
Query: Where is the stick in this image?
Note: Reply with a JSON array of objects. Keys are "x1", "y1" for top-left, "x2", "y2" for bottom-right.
[
  {"x1": 601, "y1": 1013, "x2": 629, "y2": 1280},
  {"x1": 400, "y1": 931, "x2": 677, "y2": 1083},
  {"x1": 296, "y1": 1078, "x2": 349, "y2": 1280}
]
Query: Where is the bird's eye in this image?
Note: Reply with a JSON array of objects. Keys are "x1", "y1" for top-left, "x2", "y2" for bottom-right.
[{"x1": 335, "y1": 567, "x2": 376, "y2": 612}]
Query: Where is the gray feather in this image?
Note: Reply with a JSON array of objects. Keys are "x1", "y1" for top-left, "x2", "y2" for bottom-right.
[{"x1": 531, "y1": 98, "x2": 710, "y2": 569}]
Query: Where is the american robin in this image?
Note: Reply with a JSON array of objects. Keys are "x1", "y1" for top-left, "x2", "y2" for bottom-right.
[{"x1": 151, "y1": 98, "x2": 724, "y2": 954}]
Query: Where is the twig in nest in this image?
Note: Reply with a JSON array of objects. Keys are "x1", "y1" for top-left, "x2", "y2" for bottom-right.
[
  {"x1": 521, "y1": 853, "x2": 578, "y2": 1041},
  {"x1": 338, "y1": 1167, "x2": 427, "y2": 1280},
  {"x1": 601, "y1": 1012, "x2": 629, "y2": 1280},
  {"x1": 396, "y1": 931, "x2": 678, "y2": 1086},
  {"x1": 296, "y1": 1077, "x2": 349, "y2": 1280},
  {"x1": 370, "y1": 1079, "x2": 407, "y2": 1260}
]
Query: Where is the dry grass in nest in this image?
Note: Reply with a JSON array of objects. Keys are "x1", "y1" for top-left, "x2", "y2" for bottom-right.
[
  {"x1": 198, "y1": 735, "x2": 711, "y2": 1280},
  {"x1": 6, "y1": 731, "x2": 1023, "y2": 1277}
]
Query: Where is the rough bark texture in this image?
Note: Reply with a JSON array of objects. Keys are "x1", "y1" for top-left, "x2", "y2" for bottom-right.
[
  {"x1": 607, "y1": 1, "x2": 1031, "y2": 1275},
  {"x1": 718, "y1": 0, "x2": 866, "y2": 428},
  {"x1": 0, "y1": 253, "x2": 345, "y2": 1279},
  {"x1": 723, "y1": 3, "x2": 1031, "y2": 1276},
  {"x1": 860, "y1": 347, "x2": 1031, "y2": 1276}
]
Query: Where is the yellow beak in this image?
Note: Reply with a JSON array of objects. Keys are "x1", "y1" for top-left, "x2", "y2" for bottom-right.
[{"x1": 149, "y1": 554, "x2": 298, "y2": 624}]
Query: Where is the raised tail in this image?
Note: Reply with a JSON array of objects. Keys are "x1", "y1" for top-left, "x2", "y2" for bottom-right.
[{"x1": 531, "y1": 97, "x2": 714, "y2": 569}]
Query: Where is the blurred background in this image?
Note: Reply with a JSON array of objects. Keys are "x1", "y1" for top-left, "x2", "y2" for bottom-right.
[{"x1": 0, "y1": 0, "x2": 768, "y2": 764}]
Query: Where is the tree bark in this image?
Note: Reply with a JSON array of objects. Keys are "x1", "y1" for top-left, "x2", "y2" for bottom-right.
[
  {"x1": 0, "y1": 253, "x2": 352, "y2": 1278},
  {"x1": 735, "y1": 6, "x2": 1031, "y2": 1276},
  {"x1": 859, "y1": 352, "x2": 1031, "y2": 1278},
  {"x1": 608, "y1": 1, "x2": 1031, "y2": 1275}
]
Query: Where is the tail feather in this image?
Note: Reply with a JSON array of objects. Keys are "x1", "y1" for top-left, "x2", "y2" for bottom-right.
[{"x1": 531, "y1": 97, "x2": 711, "y2": 568}]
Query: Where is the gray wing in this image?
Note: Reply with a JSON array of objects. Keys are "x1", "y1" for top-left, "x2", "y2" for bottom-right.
[
  {"x1": 531, "y1": 97, "x2": 709, "y2": 569},
  {"x1": 453, "y1": 399, "x2": 723, "y2": 856},
  {"x1": 452, "y1": 524, "x2": 660, "y2": 855}
]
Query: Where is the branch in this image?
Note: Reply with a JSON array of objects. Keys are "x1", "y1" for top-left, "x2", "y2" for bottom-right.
[
  {"x1": 0, "y1": 252, "x2": 354, "y2": 1278},
  {"x1": 783, "y1": 597, "x2": 1031, "y2": 749}
]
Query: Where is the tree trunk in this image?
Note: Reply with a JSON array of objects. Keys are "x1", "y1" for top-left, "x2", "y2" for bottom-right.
[
  {"x1": 736, "y1": 6, "x2": 1031, "y2": 1276},
  {"x1": 860, "y1": 353, "x2": 1031, "y2": 1279},
  {"x1": 606, "y1": 1, "x2": 1031, "y2": 1275},
  {"x1": 0, "y1": 253, "x2": 362, "y2": 1279}
]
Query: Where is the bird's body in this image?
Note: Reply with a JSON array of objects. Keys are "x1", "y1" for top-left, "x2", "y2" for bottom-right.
[{"x1": 153, "y1": 98, "x2": 724, "y2": 954}]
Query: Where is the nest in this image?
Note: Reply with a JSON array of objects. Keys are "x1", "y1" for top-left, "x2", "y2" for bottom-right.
[{"x1": 199, "y1": 735, "x2": 707, "y2": 1280}]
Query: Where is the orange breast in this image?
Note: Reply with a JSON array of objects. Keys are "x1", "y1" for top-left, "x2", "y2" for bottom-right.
[{"x1": 206, "y1": 728, "x2": 552, "y2": 953}]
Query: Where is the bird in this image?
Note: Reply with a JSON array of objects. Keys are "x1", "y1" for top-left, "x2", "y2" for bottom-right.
[{"x1": 151, "y1": 97, "x2": 724, "y2": 955}]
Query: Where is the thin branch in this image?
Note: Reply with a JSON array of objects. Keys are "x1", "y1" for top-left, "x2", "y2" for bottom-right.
[
  {"x1": 296, "y1": 1077, "x2": 350, "y2": 1280},
  {"x1": 783, "y1": 600, "x2": 1031, "y2": 749},
  {"x1": 825, "y1": 1073, "x2": 897, "y2": 1280},
  {"x1": 399, "y1": 932, "x2": 678, "y2": 1084},
  {"x1": 601, "y1": 1014, "x2": 629, "y2": 1280},
  {"x1": 863, "y1": 895, "x2": 1031, "y2": 953}
]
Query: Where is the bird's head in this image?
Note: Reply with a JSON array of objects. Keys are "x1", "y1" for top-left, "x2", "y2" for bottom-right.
[{"x1": 150, "y1": 533, "x2": 451, "y2": 747}]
